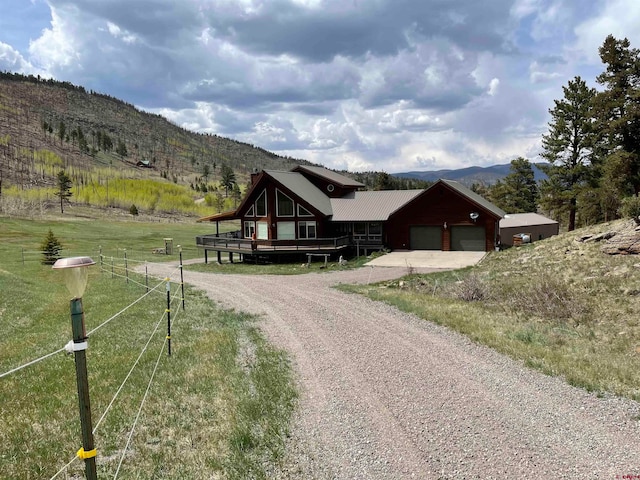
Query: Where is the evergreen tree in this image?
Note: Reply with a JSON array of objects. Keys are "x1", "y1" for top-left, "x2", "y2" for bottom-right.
[
  {"x1": 40, "y1": 229, "x2": 62, "y2": 265},
  {"x1": 202, "y1": 164, "x2": 211, "y2": 183},
  {"x1": 593, "y1": 35, "x2": 640, "y2": 196},
  {"x1": 231, "y1": 182, "x2": 242, "y2": 208},
  {"x1": 373, "y1": 171, "x2": 394, "y2": 190},
  {"x1": 220, "y1": 164, "x2": 236, "y2": 197},
  {"x1": 54, "y1": 170, "x2": 73, "y2": 213},
  {"x1": 116, "y1": 139, "x2": 128, "y2": 157},
  {"x1": 489, "y1": 158, "x2": 539, "y2": 213},
  {"x1": 540, "y1": 76, "x2": 596, "y2": 230}
]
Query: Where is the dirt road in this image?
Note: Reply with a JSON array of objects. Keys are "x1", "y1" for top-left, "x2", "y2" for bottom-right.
[{"x1": 145, "y1": 262, "x2": 640, "y2": 479}]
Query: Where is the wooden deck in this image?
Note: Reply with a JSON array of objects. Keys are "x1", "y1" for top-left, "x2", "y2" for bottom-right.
[{"x1": 196, "y1": 234, "x2": 352, "y2": 263}]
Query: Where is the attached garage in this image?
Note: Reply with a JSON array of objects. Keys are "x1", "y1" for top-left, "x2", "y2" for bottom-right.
[
  {"x1": 450, "y1": 226, "x2": 486, "y2": 251},
  {"x1": 409, "y1": 226, "x2": 442, "y2": 250}
]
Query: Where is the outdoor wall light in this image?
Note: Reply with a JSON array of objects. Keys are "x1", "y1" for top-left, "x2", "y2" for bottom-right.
[
  {"x1": 53, "y1": 256, "x2": 96, "y2": 299},
  {"x1": 470, "y1": 212, "x2": 479, "y2": 222},
  {"x1": 443, "y1": 222, "x2": 447, "y2": 229}
]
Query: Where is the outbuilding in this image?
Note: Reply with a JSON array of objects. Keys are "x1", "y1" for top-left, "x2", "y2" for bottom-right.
[{"x1": 499, "y1": 213, "x2": 560, "y2": 246}]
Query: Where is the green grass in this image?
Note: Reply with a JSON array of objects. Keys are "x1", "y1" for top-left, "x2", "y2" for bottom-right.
[
  {"x1": 187, "y1": 253, "x2": 374, "y2": 275},
  {"x1": 342, "y1": 220, "x2": 640, "y2": 401},
  {"x1": 0, "y1": 214, "x2": 235, "y2": 264},
  {"x1": 0, "y1": 216, "x2": 296, "y2": 479}
]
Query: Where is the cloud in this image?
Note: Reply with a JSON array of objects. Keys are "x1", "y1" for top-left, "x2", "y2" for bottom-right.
[
  {"x1": 0, "y1": 42, "x2": 38, "y2": 74},
  {"x1": 573, "y1": 0, "x2": 640, "y2": 63},
  {"x1": 7, "y1": 0, "x2": 639, "y2": 175}
]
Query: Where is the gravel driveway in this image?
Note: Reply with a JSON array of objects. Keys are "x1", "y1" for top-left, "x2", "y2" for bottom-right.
[{"x1": 145, "y1": 262, "x2": 640, "y2": 479}]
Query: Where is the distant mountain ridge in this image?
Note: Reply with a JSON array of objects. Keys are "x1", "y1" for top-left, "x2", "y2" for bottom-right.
[{"x1": 393, "y1": 163, "x2": 548, "y2": 186}]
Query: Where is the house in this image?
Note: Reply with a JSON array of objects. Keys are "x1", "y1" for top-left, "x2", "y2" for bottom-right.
[
  {"x1": 499, "y1": 213, "x2": 559, "y2": 246},
  {"x1": 136, "y1": 160, "x2": 152, "y2": 168},
  {"x1": 196, "y1": 166, "x2": 505, "y2": 263}
]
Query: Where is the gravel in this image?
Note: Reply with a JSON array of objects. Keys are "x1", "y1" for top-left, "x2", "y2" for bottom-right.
[{"x1": 144, "y1": 262, "x2": 640, "y2": 479}]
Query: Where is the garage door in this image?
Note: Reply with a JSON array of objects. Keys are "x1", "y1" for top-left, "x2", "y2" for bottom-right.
[
  {"x1": 409, "y1": 226, "x2": 442, "y2": 250},
  {"x1": 451, "y1": 226, "x2": 486, "y2": 251}
]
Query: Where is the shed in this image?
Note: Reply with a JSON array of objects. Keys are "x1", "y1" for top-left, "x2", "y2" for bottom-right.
[{"x1": 499, "y1": 213, "x2": 559, "y2": 246}]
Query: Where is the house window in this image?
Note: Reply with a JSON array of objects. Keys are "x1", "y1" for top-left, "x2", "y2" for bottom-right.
[
  {"x1": 298, "y1": 221, "x2": 317, "y2": 239},
  {"x1": 246, "y1": 205, "x2": 255, "y2": 217},
  {"x1": 257, "y1": 222, "x2": 268, "y2": 240},
  {"x1": 276, "y1": 189, "x2": 294, "y2": 217},
  {"x1": 255, "y1": 190, "x2": 267, "y2": 217},
  {"x1": 277, "y1": 221, "x2": 295, "y2": 240},
  {"x1": 244, "y1": 221, "x2": 255, "y2": 238},
  {"x1": 297, "y1": 204, "x2": 313, "y2": 217},
  {"x1": 368, "y1": 222, "x2": 382, "y2": 239},
  {"x1": 353, "y1": 223, "x2": 366, "y2": 239}
]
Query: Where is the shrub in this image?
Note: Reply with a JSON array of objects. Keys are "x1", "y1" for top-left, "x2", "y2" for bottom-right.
[
  {"x1": 40, "y1": 229, "x2": 62, "y2": 265},
  {"x1": 129, "y1": 204, "x2": 139, "y2": 216},
  {"x1": 619, "y1": 196, "x2": 640, "y2": 223},
  {"x1": 454, "y1": 273, "x2": 489, "y2": 302},
  {"x1": 498, "y1": 275, "x2": 591, "y2": 323}
]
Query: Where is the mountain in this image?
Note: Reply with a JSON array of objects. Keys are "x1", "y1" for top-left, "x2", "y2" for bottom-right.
[
  {"x1": 393, "y1": 163, "x2": 548, "y2": 186},
  {"x1": 0, "y1": 72, "x2": 312, "y2": 193}
]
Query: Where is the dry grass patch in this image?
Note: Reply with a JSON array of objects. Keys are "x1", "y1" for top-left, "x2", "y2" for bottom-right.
[{"x1": 343, "y1": 220, "x2": 640, "y2": 401}]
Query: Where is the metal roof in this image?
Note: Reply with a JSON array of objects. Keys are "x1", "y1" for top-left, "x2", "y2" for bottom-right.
[
  {"x1": 438, "y1": 179, "x2": 506, "y2": 218},
  {"x1": 294, "y1": 165, "x2": 365, "y2": 188},
  {"x1": 499, "y1": 212, "x2": 558, "y2": 228},
  {"x1": 197, "y1": 210, "x2": 238, "y2": 222},
  {"x1": 330, "y1": 190, "x2": 423, "y2": 222},
  {"x1": 266, "y1": 170, "x2": 333, "y2": 216}
]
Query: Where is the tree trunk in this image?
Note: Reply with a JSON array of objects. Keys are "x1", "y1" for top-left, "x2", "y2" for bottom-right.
[{"x1": 568, "y1": 197, "x2": 577, "y2": 231}]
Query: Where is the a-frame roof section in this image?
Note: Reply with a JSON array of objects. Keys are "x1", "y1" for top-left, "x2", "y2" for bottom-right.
[
  {"x1": 266, "y1": 170, "x2": 333, "y2": 216},
  {"x1": 438, "y1": 179, "x2": 506, "y2": 218},
  {"x1": 293, "y1": 165, "x2": 365, "y2": 188},
  {"x1": 330, "y1": 190, "x2": 423, "y2": 222}
]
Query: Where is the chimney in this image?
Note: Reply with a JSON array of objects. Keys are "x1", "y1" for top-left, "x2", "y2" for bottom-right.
[{"x1": 251, "y1": 168, "x2": 261, "y2": 185}]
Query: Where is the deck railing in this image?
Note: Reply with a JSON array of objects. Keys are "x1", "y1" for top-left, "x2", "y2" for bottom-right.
[{"x1": 195, "y1": 234, "x2": 352, "y2": 252}]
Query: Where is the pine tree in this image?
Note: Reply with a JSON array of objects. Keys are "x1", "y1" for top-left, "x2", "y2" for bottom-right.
[
  {"x1": 220, "y1": 164, "x2": 236, "y2": 197},
  {"x1": 593, "y1": 35, "x2": 640, "y2": 196},
  {"x1": 540, "y1": 76, "x2": 596, "y2": 230},
  {"x1": 54, "y1": 170, "x2": 73, "y2": 213},
  {"x1": 489, "y1": 158, "x2": 539, "y2": 213},
  {"x1": 40, "y1": 229, "x2": 62, "y2": 265}
]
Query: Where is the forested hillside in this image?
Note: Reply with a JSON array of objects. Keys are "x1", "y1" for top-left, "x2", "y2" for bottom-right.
[{"x1": 0, "y1": 72, "x2": 313, "y2": 216}]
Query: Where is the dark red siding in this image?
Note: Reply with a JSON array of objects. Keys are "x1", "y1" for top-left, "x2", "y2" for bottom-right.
[{"x1": 386, "y1": 182, "x2": 499, "y2": 251}]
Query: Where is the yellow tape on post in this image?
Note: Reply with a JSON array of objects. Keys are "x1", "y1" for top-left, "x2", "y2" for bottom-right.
[{"x1": 77, "y1": 447, "x2": 97, "y2": 459}]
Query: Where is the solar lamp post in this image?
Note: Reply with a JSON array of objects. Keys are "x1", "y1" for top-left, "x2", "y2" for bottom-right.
[{"x1": 52, "y1": 256, "x2": 98, "y2": 480}]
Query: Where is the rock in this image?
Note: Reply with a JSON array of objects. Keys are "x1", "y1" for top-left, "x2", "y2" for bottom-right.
[
  {"x1": 585, "y1": 231, "x2": 616, "y2": 242},
  {"x1": 602, "y1": 230, "x2": 640, "y2": 255}
]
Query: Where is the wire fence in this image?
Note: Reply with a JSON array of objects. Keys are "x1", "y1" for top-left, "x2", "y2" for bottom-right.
[
  {"x1": 6, "y1": 242, "x2": 202, "y2": 267},
  {"x1": 0, "y1": 249, "x2": 190, "y2": 479}
]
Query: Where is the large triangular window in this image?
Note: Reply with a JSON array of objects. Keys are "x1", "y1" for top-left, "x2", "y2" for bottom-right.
[{"x1": 276, "y1": 189, "x2": 294, "y2": 217}]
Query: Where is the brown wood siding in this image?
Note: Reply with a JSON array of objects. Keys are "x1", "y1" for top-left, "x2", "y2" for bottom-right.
[
  {"x1": 386, "y1": 183, "x2": 499, "y2": 251},
  {"x1": 241, "y1": 182, "x2": 328, "y2": 239}
]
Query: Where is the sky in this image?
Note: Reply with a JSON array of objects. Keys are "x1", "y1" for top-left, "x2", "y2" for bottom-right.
[{"x1": 1, "y1": 1, "x2": 639, "y2": 173}]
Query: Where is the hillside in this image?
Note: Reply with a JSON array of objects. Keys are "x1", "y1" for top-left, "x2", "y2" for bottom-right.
[{"x1": 0, "y1": 73, "x2": 313, "y2": 214}]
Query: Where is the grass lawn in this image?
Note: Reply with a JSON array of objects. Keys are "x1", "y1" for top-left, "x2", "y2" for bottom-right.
[
  {"x1": 186, "y1": 252, "x2": 375, "y2": 275},
  {"x1": 0, "y1": 215, "x2": 296, "y2": 479},
  {"x1": 342, "y1": 220, "x2": 640, "y2": 401}
]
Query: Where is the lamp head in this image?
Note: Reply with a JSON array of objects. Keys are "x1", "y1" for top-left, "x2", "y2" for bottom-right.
[
  {"x1": 470, "y1": 212, "x2": 479, "y2": 222},
  {"x1": 52, "y1": 256, "x2": 96, "y2": 299}
]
